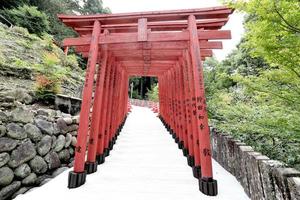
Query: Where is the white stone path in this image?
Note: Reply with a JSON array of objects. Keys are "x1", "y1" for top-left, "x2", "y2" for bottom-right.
[{"x1": 17, "y1": 106, "x2": 249, "y2": 200}]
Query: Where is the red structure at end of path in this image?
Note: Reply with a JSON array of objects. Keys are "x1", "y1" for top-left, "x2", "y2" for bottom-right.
[{"x1": 58, "y1": 6, "x2": 233, "y2": 196}]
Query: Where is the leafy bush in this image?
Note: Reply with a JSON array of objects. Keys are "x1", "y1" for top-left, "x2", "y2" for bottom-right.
[
  {"x1": 147, "y1": 84, "x2": 159, "y2": 102},
  {"x1": 204, "y1": 48, "x2": 300, "y2": 170},
  {"x1": 34, "y1": 53, "x2": 68, "y2": 103},
  {"x1": 4, "y1": 5, "x2": 49, "y2": 36}
]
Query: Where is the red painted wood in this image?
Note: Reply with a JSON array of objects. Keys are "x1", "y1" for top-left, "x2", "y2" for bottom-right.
[
  {"x1": 188, "y1": 15, "x2": 213, "y2": 178},
  {"x1": 73, "y1": 20, "x2": 101, "y2": 173},
  {"x1": 97, "y1": 56, "x2": 114, "y2": 155},
  {"x1": 58, "y1": 6, "x2": 233, "y2": 26},
  {"x1": 61, "y1": 6, "x2": 233, "y2": 190},
  {"x1": 100, "y1": 41, "x2": 222, "y2": 50},
  {"x1": 74, "y1": 18, "x2": 229, "y2": 34},
  {"x1": 63, "y1": 30, "x2": 231, "y2": 46},
  {"x1": 86, "y1": 48, "x2": 108, "y2": 162},
  {"x1": 138, "y1": 18, "x2": 148, "y2": 42}
]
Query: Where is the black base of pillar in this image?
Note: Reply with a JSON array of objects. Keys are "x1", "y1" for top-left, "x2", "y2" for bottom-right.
[
  {"x1": 199, "y1": 178, "x2": 218, "y2": 196},
  {"x1": 96, "y1": 154, "x2": 105, "y2": 165},
  {"x1": 104, "y1": 148, "x2": 110, "y2": 157},
  {"x1": 187, "y1": 155, "x2": 195, "y2": 167},
  {"x1": 172, "y1": 132, "x2": 176, "y2": 139},
  {"x1": 68, "y1": 171, "x2": 87, "y2": 189},
  {"x1": 183, "y1": 148, "x2": 189, "y2": 157},
  {"x1": 166, "y1": 125, "x2": 170, "y2": 132},
  {"x1": 109, "y1": 141, "x2": 113, "y2": 150},
  {"x1": 178, "y1": 141, "x2": 184, "y2": 149},
  {"x1": 84, "y1": 161, "x2": 98, "y2": 174},
  {"x1": 192, "y1": 166, "x2": 201, "y2": 179},
  {"x1": 175, "y1": 137, "x2": 179, "y2": 144}
]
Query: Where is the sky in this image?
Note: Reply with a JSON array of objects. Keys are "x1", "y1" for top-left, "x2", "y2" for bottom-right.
[{"x1": 102, "y1": 0, "x2": 245, "y2": 61}]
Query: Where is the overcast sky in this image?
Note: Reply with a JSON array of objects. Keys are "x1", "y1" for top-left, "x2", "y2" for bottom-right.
[{"x1": 102, "y1": 0, "x2": 245, "y2": 61}]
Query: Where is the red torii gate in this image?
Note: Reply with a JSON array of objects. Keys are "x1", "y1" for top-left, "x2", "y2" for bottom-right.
[{"x1": 58, "y1": 6, "x2": 233, "y2": 196}]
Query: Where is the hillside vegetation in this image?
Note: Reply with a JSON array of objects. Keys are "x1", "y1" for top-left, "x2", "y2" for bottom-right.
[{"x1": 0, "y1": 23, "x2": 84, "y2": 99}]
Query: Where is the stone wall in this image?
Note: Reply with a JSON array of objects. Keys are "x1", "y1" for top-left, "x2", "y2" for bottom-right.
[
  {"x1": 210, "y1": 128, "x2": 300, "y2": 200},
  {"x1": 0, "y1": 91, "x2": 79, "y2": 199}
]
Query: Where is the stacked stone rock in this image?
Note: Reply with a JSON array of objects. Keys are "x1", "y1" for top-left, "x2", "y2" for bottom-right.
[
  {"x1": 0, "y1": 106, "x2": 79, "y2": 199},
  {"x1": 210, "y1": 128, "x2": 300, "y2": 200}
]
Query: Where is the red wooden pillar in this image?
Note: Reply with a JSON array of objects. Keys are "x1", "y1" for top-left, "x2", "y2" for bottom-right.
[
  {"x1": 180, "y1": 57, "x2": 194, "y2": 159},
  {"x1": 84, "y1": 48, "x2": 108, "y2": 174},
  {"x1": 108, "y1": 66, "x2": 123, "y2": 150},
  {"x1": 175, "y1": 62, "x2": 185, "y2": 150},
  {"x1": 188, "y1": 15, "x2": 217, "y2": 196},
  {"x1": 173, "y1": 65, "x2": 182, "y2": 145},
  {"x1": 68, "y1": 20, "x2": 101, "y2": 188},
  {"x1": 96, "y1": 55, "x2": 113, "y2": 163},
  {"x1": 103, "y1": 58, "x2": 117, "y2": 156},
  {"x1": 184, "y1": 49, "x2": 202, "y2": 175},
  {"x1": 170, "y1": 68, "x2": 178, "y2": 141},
  {"x1": 164, "y1": 72, "x2": 171, "y2": 130},
  {"x1": 122, "y1": 72, "x2": 129, "y2": 125},
  {"x1": 167, "y1": 70, "x2": 174, "y2": 134},
  {"x1": 110, "y1": 68, "x2": 121, "y2": 146},
  {"x1": 119, "y1": 69, "x2": 126, "y2": 132}
]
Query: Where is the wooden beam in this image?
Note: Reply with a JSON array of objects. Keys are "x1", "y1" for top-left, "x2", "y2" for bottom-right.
[
  {"x1": 63, "y1": 30, "x2": 231, "y2": 46},
  {"x1": 74, "y1": 18, "x2": 229, "y2": 34},
  {"x1": 80, "y1": 52, "x2": 208, "y2": 60},
  {"x1": 58, "y1": 6, "x2": 233, "y2": 26},
  {"x1": 79, "y1": 49, "x2": 212, "y2": 58},
  {"x1": 74, "y1": 41, "x2": 222, "y2": 52},
  {"x1": 120, "y1": 61, "x2": 176, "y2": 66},
  {"x1": 138, "y1": 18, "x2": 148, "y2": 42}
]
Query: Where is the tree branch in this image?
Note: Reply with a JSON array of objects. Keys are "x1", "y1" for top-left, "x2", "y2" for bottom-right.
[{"x1": 273, "y1": 2, "x2": 300, "y2": 33}]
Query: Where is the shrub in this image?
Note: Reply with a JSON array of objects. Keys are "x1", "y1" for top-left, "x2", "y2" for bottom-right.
[
  {"x1": 35, "y1": 74, "x2": 60, "y2": 103},
  {"x1": 4, "y1": 5, "x2": 49, "y2": 36},
  {"x1": 34, "y1": 53, "x2": 66, "y2": 104},
  {"x1": 147, "y1": 84, "x2": 159, "y2": 102}
]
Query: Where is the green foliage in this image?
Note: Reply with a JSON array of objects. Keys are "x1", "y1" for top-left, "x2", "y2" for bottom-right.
[
  {"x1": 0, "y1": 22, "x2": 84, "y2": 100},
  {"x1": 1, "y1": 0, "x2": 110, "y2": 43},
  {"x1": 1, "y1": 0, "x2": 110, "y2": 70},
  {"x1": 207, "y1": 0, "x2": 300, "y2": 170},
  {"x1": 147, "y1": 84, "x2": 159, "y2": 102},
  {"x1": 4, "y1": 5, "x2": 49, "y2": 36},
  {"x1": 80, "y1": 0, "x2": 111, "y2": 14},
  {"x1": 225, "y1": 0, "x2": 300, "y2": 75},
  {"x1": 0, "y1": 0, "x2": 29, "y2": 9},
  {"x1": 34, "y1": 52, "x2": 69, "y2": 103},
  {"x1": 129, "y1": 77, "x2": 158, "y2": 100},
  {"x1": 28, "y1": 0, "x2": 79, "y2": 43},
  {"x1": 205, "y1": 44, "x2": 300, "y2": 170}
]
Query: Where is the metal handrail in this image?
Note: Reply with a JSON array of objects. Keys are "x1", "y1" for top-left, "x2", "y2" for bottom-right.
[{"x1": 0, "y1": 14, "x2": 13, "y2": 27}]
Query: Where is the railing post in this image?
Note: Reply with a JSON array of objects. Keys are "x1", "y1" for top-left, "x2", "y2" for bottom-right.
[
  {"x1": 188, "y1": 14, "x2": 217, "y2": 196},
  {"x1": 68, "y1": 20, "x2": 101, "y2": 188}
]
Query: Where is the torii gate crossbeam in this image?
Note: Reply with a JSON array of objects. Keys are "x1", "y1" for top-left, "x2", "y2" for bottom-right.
[{"x1": 58, "y1": 6, "x2": 233, "y2": 196}]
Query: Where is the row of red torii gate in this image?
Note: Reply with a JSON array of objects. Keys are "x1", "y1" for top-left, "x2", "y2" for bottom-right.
[{"x1": 59, "y1": 6, "x2": 233, "y2": 196}]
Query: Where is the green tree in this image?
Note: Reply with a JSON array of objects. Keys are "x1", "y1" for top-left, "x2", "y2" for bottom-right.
[
  {"x1": 225, "y1": 0, "x2": 300, "y2": 75},
  {"x1": 4, "y1": 5, "x2": 49, "y2": 36},
  {"x1": 204, "y1": 38, "x2": 300, "y2": 169},
  {"x1": 205, "y1": 1, "x2": 300, "y2": 169},
  {"x1": 28, "y1": 0, "x2": 80, "y2": 43},
  {"x1": 0, "y1": 0, "x2": 29, "y2": 9},
  {"x1": 147, "y1": 84, "x2": 159, "y2": 102},
  {"x1": 81, "y1": 0, "x2": 110, "y2": 14}
]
